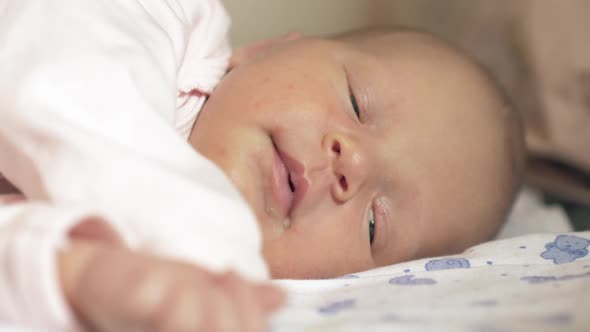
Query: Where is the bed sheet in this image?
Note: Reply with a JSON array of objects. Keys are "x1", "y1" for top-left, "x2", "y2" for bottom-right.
[{"x1": 272, "y1": 231, "x2": 590, "y2": 332}]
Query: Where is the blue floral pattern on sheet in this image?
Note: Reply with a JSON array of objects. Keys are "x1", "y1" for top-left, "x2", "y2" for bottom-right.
[
  {"x1": 540, "y1": 235, "x2": 589, "y2": 264},
  {"x1": 521, "y1": 271, "x2": 590, "y2": 284},
  {"x1": 389, "y1": 274, "x2": 437, "y2": 285},
  {"x1": 318, "y1": 299, "x2": 355, "y2": 315},
  {"x1": 270, "y1": 231, "x2": 590, "y2": 331},
  {"x1": 425, "y1": 257, "x2": 471, "y2": 271}
]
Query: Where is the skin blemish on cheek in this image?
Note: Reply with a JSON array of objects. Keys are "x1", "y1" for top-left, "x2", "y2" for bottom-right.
[
  {"x1": 261, "y1": 76, "x2": 271, "y2": 84},
  {"x1": 326, "y1": 101, "x2": 345, "y2": 120},
  {"x1": 252, "y1": 100, "x2": 262, "y2": 109}
]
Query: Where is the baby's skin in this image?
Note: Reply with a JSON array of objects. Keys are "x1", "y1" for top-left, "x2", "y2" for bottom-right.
[{"x1": 191, "y1": 29, "x2": 522, "y2": 278}]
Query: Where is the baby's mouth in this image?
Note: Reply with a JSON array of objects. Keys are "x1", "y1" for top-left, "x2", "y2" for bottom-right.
[
  {"x1": 270, "y1": 138, "x2": 308, "y2": 225},
  {"x1": 288, "y1": 174, "x2": 295, "y2": 192}
]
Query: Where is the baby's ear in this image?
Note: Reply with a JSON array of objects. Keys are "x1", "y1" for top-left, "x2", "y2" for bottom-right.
[{"x1": 229, "y1": 32, "x2": 302, "y2": 70}]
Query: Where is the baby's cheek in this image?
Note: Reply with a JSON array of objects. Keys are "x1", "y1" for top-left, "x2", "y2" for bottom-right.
[{"x1": 310, "y1": 226, "x2": 370, "y2": 276}]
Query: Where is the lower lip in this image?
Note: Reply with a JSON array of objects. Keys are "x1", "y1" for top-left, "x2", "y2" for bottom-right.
[{"x1": 271, "y1": 143, "x2": 294, "y2": 219}]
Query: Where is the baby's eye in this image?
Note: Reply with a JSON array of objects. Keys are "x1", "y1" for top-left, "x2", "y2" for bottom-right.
[
  {"x1": 350, "y1": 92, "x2": 360, "y2": 119},
  {"x1": 368, "y1": 207, "x2": 375, "y2": 245}
]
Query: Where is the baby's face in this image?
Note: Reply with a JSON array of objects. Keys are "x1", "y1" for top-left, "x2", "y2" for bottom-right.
[{"x1": 190, "y1": 34, "x2": 507, "y2": 278}]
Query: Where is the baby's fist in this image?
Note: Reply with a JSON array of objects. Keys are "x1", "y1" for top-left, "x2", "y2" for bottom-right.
[{"x1": 59, "y1": 240, "x2": 284, "y2": 332}]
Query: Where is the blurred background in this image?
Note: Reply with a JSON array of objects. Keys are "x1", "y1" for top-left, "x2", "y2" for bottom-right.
[{"x1": 222, "y1": 0, "x2": 590, "y2": 230}]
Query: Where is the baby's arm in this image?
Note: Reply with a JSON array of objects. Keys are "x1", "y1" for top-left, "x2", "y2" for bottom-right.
[
  {"x1": 0, "y1": 202, "x2": 283, "y2": 331},
  {"x1": 59, "y1": 237, "x2": 283, "y2": 332}
]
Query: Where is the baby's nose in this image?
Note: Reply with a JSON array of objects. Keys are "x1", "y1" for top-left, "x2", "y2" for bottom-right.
[{"x1": 322, "y1": 133, "x2": 369, "y2": 203}]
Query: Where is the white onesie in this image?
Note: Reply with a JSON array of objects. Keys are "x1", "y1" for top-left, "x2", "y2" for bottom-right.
[{"x1": 0, "y1": 0, "x2": 268, "y2": 330}]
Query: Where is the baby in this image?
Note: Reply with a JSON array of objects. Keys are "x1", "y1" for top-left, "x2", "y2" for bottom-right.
[
  {"x1": 191, "y1": 27, "x2": 525, "y2": 279},
  {"x1": 0, "y1": 2, "x2": 524, "y2": 332}
]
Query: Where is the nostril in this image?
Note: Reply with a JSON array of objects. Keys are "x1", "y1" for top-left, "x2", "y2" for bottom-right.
[
  {"x1": 339, "y1": 175, "x2": 348, "y2": 191},
  {"x1": 332, "y1": 141, "x2": 341, "y2": 156}
]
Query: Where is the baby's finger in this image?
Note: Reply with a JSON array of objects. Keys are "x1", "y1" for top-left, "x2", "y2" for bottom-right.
[
  {"x1": 152, "y1": 271, "x2": 259, "y2": 332},
  {"x1": 153, "y1": 280, "x2": 208, "y2": 332},
  {"x1": 216, "y1": 272, "x2": 268, "y2": 332},
  {"x1": 255, "y1": 283, "x2": 286, "y2": 313},
  {"x1": 203, "y1": 289, "x2": 242, "y2": 332}
]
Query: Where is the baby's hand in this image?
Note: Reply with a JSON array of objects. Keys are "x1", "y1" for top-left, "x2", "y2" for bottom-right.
[{"x1": 59, "y1": 240, "x2": 284, "y2": 332}]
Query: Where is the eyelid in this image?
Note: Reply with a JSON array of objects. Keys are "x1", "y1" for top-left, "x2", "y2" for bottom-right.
[
  {"x1": 344, "y1": 67, "x2": 361, "y2": 120},
  {"x1": 371, "y1": 198, "x2": 390, "y2": 252},
  {"x1": 343, "y1": 65, "x2": 369, "y2": 123},
  {"x1": 362, "y1": 200, "x2": 373, "y2": 246},
  {"x1": 369, "y1": 202, "x2": 378, "y2": 249},
  {"x1": 368, "y1": 206, "x2": 375, "y2": 244}
]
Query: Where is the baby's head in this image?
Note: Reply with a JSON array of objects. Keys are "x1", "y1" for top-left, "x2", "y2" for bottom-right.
[{"x1": 189, "y1": 27, "x2": 525, "y2": 279}]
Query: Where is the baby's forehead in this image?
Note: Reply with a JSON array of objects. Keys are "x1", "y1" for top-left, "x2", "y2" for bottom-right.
[
  {"x1": 352, "y1": 32, "x2": 474, "y2": 77},
  {"x1": 338, "y1": 31, "x2": 500, "y2": 111}
]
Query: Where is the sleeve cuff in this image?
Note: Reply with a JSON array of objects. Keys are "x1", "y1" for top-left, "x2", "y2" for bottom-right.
[{"x1": 1, "y1": 203, "x2": 132, "y2": 331}]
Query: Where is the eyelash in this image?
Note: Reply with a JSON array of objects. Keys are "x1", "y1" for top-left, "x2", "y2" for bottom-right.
[
  {"x1": 350, "y1": 91, "x2": 361, "y2": 120},
  {"x1": 368, "y1": 207, "x2": 376, "y2": 246}
]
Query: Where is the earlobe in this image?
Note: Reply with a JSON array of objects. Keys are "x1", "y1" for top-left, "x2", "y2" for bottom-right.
[{"x1": 228, "y1": 32, "x2": 303, "y2": 70}]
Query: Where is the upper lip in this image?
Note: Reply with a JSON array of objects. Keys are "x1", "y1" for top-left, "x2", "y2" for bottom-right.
[{"x1": 273, "y1": 140, "x2": 308, "y2": 218}]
